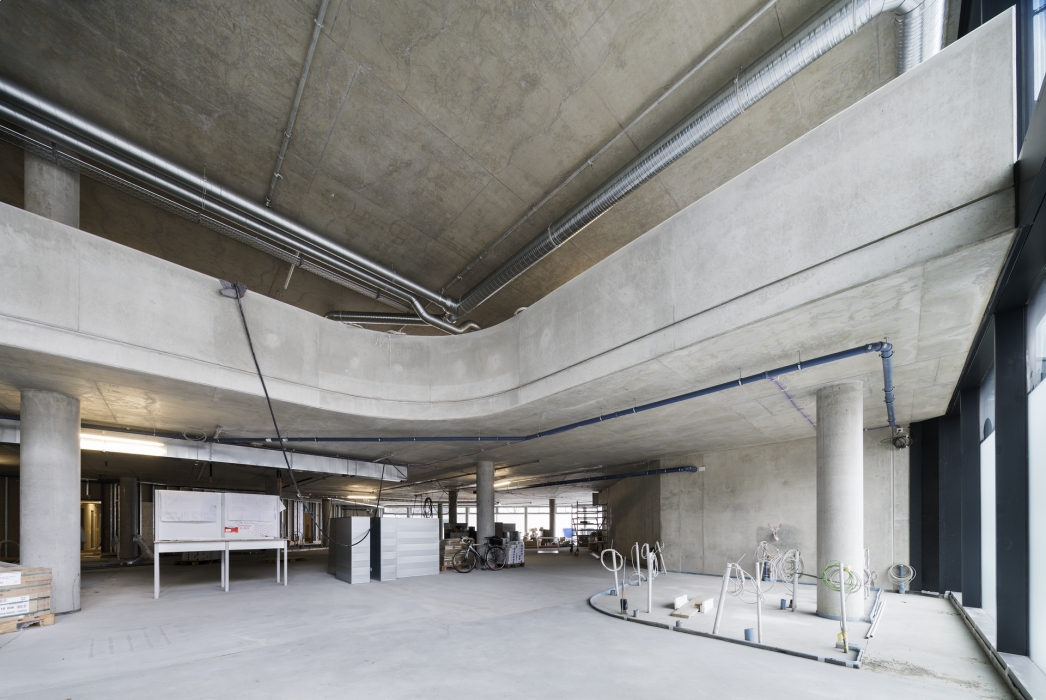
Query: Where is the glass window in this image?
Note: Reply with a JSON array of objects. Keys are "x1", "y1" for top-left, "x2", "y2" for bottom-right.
[
  {"x1": 981, "y1": 432, "x2": 997, "y2": 621},
  {"x1": 980, "y1": 367, "x2": 996, "y2": 441},
  {"x1": 1027, "y1": 275, "x2": 1046, "y2": 393},
  {"x1": 1035, "y1": 0, "x2": 1046, "y2": 101}
]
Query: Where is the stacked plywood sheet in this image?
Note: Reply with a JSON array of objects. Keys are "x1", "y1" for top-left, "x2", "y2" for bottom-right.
[
  {"x1": 0, "y1": 562, "x2": 53, "y2": 635},
  {"x1": 440, "y1": 538, "x2": 465, "y2": 571}
]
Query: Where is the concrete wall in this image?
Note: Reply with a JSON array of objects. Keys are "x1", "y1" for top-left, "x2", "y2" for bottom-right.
[
  {"x1": 615, "y1": 431, "x2": 909, "y2": 582},
  {"x1": 598, "y1": 463, "x2": 662, "y2": 561}
]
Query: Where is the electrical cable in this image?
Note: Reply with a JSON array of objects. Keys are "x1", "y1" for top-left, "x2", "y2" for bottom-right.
[
  {"x1": 888, "y1": 563, "x2": 916, "y2": 587},
  {"x1": 779, "y1": 549, "x2": 804, "y2": 581},
  {"x1": 224, "y1": 280, "x2": 370, "y2": 550},
  {"x1": 821, "y1": 561, "x2": 863, "y2": 596}
]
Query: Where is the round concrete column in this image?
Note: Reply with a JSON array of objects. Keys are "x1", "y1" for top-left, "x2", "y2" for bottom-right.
[
  {"x1": 448, "y1": 489, "x2": 458, "y2": 527},
  {"x1": 475, "y1": 462, "x2": 494, "y2": 544},
  {"x1": 549, "y1": 498, "x2": 557, "y2": 537},
  {"x1": 24, "y1": 151, "x2": 79, "y2": 228},
  {"x1": 20, "y1": 390, "x2": 81, "y2": 614},
  {"x1": 816, "y1": 381, "x2": 865, "y2": 619}
]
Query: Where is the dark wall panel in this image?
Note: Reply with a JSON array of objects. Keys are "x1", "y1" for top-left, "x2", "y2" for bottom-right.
[
  {"x1": 939, "y1": 413, "x2": 963, "y2": 593},
  {"x1": 960, "y1": 387, "x2": 983, "y2": 607},
  {"x1": 996, "y1": 307, "x2": 1029, "y2": 655}
]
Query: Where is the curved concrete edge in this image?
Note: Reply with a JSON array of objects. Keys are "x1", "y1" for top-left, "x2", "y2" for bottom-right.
[
  {"x1": 587, "y1": 576, "x2": 865, "y2": 669},
  {"x1": 0, "y1": 16, "x2": 1016, "y2": 426}
]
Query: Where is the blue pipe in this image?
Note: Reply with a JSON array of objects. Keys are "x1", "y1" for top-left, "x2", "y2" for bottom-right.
[
  {"x1": 513, "y1": 466, "x2": 696, "y2": 490},
  {"x1": 219, "y1": 341, "x2": 895, "y2": 444},
  {"x1": 0, "y1": 342, "x2": 898, "y2": 446},
  {"x1": 879, "y1": 342, "x2": 897, "y2": 428}
]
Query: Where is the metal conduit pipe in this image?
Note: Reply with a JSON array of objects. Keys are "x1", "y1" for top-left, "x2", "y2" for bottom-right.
[
  {"x1": 0, "y1": 125, "x2": 413, "y2": 313},
  {"x1": 326, "y1": 311, "x2": 429, "y2": 326},
  {"x1": 512, "y1": 466, "x2": 697, "y2": 491},
  {"x1": 0, "y1": 77, "x2": 462, "y2": 318},
  {"x1": 0, "y1": 110, "x2": 474, "y2": 335},
  {"x1": 0, "y1": 1, "x2": 943, "y2": 329},
  {"x1": 265, "y1": 0, "x2": 329, "y2": 207},
  {"x1": 221, "y1": 341, "x2": 899, "y2": 445},
  {"x1": 452, "y1": 0, "x2": 944, "y2": 318}
]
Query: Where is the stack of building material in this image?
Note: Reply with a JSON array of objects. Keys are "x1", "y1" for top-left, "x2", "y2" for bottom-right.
[
  {"x1": 440, "y1": 538, "x2": 465, "y2": 571},
  {"x1": 0, "y1": 562, "x2": 53, "y2": 635},
  {"x1": 504, "y1": 541, "x2": 525, "y2": 567}
]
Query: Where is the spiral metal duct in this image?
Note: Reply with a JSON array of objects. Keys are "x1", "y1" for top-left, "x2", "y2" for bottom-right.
[
  {"x1": 453, "y1": 0, "x2": 945, "y2": 317},
  {"x1": 325, "y1": 311, "x2": 430, "y2": 326},
  {"x1": 0, "y1": 0, "x2": 945, "y2": 331}
]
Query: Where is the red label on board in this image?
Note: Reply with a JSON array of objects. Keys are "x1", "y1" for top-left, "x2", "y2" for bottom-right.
[{"x1": 224, "y1": 527, "x2": 238, "y2": 533}]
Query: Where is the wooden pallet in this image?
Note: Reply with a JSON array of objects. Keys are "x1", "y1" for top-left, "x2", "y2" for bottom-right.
[
  {"x1": 504, "y1": 562, "x2": 525, "y2": 568},
  {"x1": 263, "y1": 556, "x2": 310, "y2": 563},
  {"x1": 0, "y1": 613, "x2": 54, "y2": 636}
]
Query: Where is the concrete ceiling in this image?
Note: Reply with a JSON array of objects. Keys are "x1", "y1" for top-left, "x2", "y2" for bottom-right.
[
  {"x1": 0, "y1": 0, "x2": 941, "y2": 332},
  {"x1": 0, "y1": 229, "x2": 1011, "y2": 500}
]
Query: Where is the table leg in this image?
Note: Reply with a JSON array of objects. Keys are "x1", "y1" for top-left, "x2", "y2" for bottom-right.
[
  {"x1": 276, "y1": 546, "x2": 280, "y2": 583},
  {"x1": 284, "y1": 544, "x2": 288, "y2": 586},
  {"x1": 154, "y1": 550, "x2": 160, "y2": 600},
  {"x1": 224, "y1": 548, "x2": 230, "y2": 592}
]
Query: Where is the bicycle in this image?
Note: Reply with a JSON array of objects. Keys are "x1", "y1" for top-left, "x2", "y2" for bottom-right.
[{"x1": 452, "y1": 536, "x2": 506, "y2": 572}]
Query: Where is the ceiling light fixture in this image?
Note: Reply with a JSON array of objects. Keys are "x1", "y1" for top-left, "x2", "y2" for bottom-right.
[
  {"x1": 494, "y1": 480, "x2": 512, "y2": 488},
  {"x1": 80, "y1": 433, "x2": 167, "y2": 457}
]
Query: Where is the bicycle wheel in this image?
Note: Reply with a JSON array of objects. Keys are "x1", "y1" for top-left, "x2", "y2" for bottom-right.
[
  {"x1": 485, "y1": 545, "x2": 506, "y2": 571},
  {"x1": 453, "y1": 549, "x2": 478, "y2": 573}
]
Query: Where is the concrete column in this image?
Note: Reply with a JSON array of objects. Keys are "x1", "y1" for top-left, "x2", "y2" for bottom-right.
[
  {"x1": 24, "y1": 151, "x2": 79, "y2": 228},
  {"x1": 476, "y1": 462, "x2": 494, "y2": 544},
  {"x1": 118, "y1": 476, "x2": 138, "y2": 560},
  {"x1": 549, "y1": 498, "x2": 557, "y2": 537},
  {"x1": 437, "y1": 501, "x2": 443, "y2": 538},
  {"x1": 20, "y1": 390, "x2": 81, "y2": 614},
  {"x1": 265, "y1": 471, "x2": 282, "y2": 496},
  {"x1": 816, "y1": 381, "x2": 865, "y2": 619},
  {"x1": 448, "y1": 490, "x2": 458, "y2": 527}
]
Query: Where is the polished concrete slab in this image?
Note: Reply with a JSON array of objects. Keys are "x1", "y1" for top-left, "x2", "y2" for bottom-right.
[{"x1": 0, "y1": 552, "x2": 1013, "y2": 698}]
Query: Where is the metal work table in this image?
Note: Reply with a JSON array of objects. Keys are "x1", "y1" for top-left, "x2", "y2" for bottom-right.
[{"x1": 153, "y1": 538, "x2": 287, "y2": 599}]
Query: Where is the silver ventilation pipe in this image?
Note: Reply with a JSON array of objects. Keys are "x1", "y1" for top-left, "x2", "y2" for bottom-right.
[
  {"x1": 452, "y1": 0, "x2": 944, "y2": 318},
  {"x1": 325, "y1": 312, "x2": 429, "y2": 326},
  {"x1": 0, "y1": 77, "x2": 463, "y2": 319},
  {"x1": 895, "y1": 0, "x2": 947, "y2": 74},
  {"x1": 0, "y1": 94, "x2": 477, "y2": 335}
]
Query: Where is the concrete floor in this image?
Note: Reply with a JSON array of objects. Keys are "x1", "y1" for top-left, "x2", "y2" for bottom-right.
[{"x1": 0, "y1": 553, "x2": 1013, "y2": 699}]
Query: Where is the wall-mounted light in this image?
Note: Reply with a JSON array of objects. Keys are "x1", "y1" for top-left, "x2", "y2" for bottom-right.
[{"x1": 80, "y1": 433, "x2": 166, "y2": 457}]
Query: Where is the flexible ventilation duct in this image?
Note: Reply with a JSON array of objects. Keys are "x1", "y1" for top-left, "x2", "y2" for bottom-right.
[
  {"x1": 896, "y1": 0, "x2": 948, "y2": 74},
  {"x1": 325, "y1": 311, "x2": 428, "y2": 326},
  {"x1": 0, "y1": 0, "x2": 945, "y2": 331},
  {"x1": 452, "y1": 0, "x2": 946, "y2": 317}
]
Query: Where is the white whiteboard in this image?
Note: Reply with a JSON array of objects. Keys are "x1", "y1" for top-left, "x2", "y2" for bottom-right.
[
  {"x1": 223, "y1": 493, "x2": 282, "y2": 539},
  {"x1": 154, "y1": 491, "x2": 222, "y2": 541}
]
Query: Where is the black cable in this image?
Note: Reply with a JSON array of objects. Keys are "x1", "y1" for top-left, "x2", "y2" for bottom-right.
[
  {"x1": 376, "y1": 464, "x2": 386, "y2": 511},
  {"x1": 230, "y1": 287, "x2": 302, "y2": 500},
  {"x1": 225, "y1": 281, "x2": 365, "y2": 549}
]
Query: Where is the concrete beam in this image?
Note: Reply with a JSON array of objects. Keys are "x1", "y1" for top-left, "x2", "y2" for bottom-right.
[{"x1": 0, "y1": 15, "x2": 1016, "y2": 466}]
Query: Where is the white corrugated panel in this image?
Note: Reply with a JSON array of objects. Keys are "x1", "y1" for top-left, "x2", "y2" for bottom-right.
[{"x1": 395, "y1": 519, "x2": 439, "y2": 578}]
